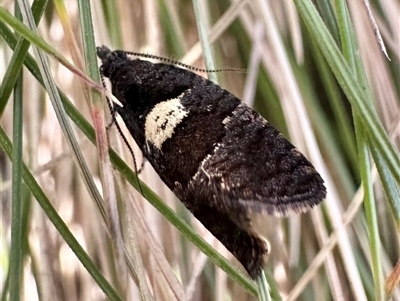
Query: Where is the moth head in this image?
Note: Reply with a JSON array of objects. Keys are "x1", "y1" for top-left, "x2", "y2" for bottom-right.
[
  {"x1": 96, "y1": 46, "x2": 129, "y2": 79},
  {"x1": 97, "y1": 47, "x2": 194, "y2": 109}
]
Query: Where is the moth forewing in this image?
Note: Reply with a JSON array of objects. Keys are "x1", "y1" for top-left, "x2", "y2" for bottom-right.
[{"x1": 97, "y1": 46, "x2": 326, "y2": 279}]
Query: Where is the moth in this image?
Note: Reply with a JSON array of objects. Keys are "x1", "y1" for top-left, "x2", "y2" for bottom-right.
[{"x1": 97, "y1": 46, "x2": 326, "y2": 279}]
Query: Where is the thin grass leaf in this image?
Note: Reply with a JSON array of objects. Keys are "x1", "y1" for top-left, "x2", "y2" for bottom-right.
[
  {"x1": 9, "y1": 64, "x2": 24, "y2": 301},
  {"x1": 335, "y1": 1, "x2": 385, "y2": 299},
  {"x1": 372, "y1": 148, "x2": 400, "y2": 227},
  {"x1": 100, "y1": 0, "x2": 123, "y2": 48},
  {"x1": 52, "y1": 0, "x2": 87, "y2": 96},
  {"x1": 314, "y1": 0, "x2": 340, "y2": 44},
  {"x1": 77, "y1": 0, "x2": 132, "y2": 297},
  {"x1": 256, "y1": 271, "x2": 272, "y2": 301},
  {"x1": 192, "y1": 0, "x2": 217, "y2": 81},
  {"x1": 307, "y1": 33, "x2": 358, "y2": 172}
]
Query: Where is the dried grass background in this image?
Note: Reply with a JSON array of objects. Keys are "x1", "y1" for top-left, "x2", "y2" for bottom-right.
[{"x1": 0, "y1": 0, "x2": 399, "y2": 301}]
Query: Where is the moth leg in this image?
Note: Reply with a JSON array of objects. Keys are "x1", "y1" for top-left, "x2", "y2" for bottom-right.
[
  {"x1": 110, "y1": 103, "x2": 145, "y2": 195},
  {"x1": 106, "y1": 118, "x2": 116, "y2": 130},
  {"x1": 136, "y1": 158, "x2": 147, "y2": 175},
  {"x1": 104, "y1": 101, "x2": 119, "y2": 129},
  {"x1": 105, "y1": 102, "x2": 117, "y2": 129},
  {"x1": 190, "y1": 203, "x2": 269, "y2": 279}
]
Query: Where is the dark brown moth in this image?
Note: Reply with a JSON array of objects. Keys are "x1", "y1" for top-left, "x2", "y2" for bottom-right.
[{"x1": 97, "y1": 46, "x2": 326, "y2": 279}]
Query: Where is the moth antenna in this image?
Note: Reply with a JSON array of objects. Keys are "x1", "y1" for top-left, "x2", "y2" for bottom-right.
[
  {"x1": 99, "y1": 69, "x2": 145, "y2": 197},
  {"x1": 125, "y1": 51, "x2": 246, "y2": 74}
]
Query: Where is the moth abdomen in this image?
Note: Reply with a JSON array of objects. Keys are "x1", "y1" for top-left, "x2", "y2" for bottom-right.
[{"x1": 187, "y1": 202, "x2": 269, "y2": 279}]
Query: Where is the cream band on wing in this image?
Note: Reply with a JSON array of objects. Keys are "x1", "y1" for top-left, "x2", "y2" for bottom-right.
[{"x1": 144, "y1": 92, "x2": 189, "y2": 149}]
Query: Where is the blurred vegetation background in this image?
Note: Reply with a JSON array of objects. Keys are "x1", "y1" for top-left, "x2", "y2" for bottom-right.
[{"x1": 0, "y1": 0, "x2": 399, "y2": 300}]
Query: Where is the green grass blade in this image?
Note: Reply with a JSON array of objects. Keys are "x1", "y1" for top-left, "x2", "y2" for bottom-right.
[
  {"x1": 308, "y1": 33, "x2": 358, "y2": 172},
  {"x1": 192, "y1": 0, "x2": 217, "y2": 81},
  {"x1": 335, "y1": 1, "x2": 385, "y2": 299},
  {"x1": 77, "y1": 0, "x2": 100, "y2": 84},
  {"x1": 372, "y1": 148, "x2": 400, "y2": 226},
  {"x1": 9, "y1": 65, "x2": 24, "y2": 301},
  {"x1": 314, "y1": 0, "x2": 340, "y2": 44},
  {"x1": 100, "y1": 0, "x2": 123, "y2": 48}
]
